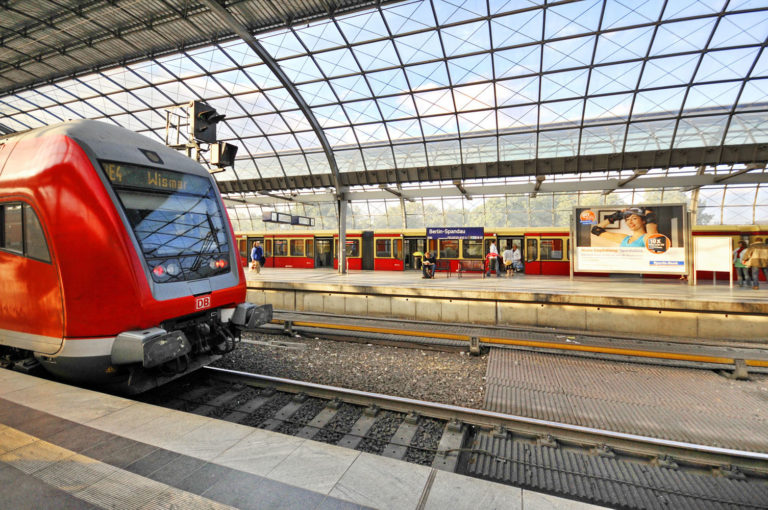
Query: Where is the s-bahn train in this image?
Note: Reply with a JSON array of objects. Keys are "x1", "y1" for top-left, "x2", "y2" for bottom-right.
[
  {"x1": 0, "y1": 120, "x2": 271, "y2": 393},
  {"x1": 236, "y1": 226, "x2": 766, "y2": 280}
]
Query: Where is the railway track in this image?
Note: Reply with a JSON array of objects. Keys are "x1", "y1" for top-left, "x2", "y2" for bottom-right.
[
  {"x1": 259, "y1": 310, "x2": 768, "y2": 375},
  {"x1": 138, "y1": 366, "x2": 768, "y2": 510}
]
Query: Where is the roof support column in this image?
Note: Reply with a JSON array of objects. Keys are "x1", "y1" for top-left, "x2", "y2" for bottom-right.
[
  {"x1": 338, "y1": 195, "x2": 348, "y2": 274},
  {"x1": 201, "y1": 0, "x2": 349, "y2": 272}
]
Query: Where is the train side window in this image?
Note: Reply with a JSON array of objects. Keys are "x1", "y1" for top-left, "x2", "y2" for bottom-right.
[
  {"x1": 289, "y1": 239, "x2": 304, "y2": 257},
  {"x1": 540, "y1": 238, "x2": 563, "y2": 260},
  {"x1": 439, "y1": 239, "x2": 459, "y2": 258},
  {"x1": 526, "y1": 238, "x2": 538, "y2": 262},
  {"x1": 265, "y1": 239, "x2": 272, "y2": 257},
  {"x1": 23, "y1": 204, "x2": 51, "y2": 263},
  {"x1": 274, "y1": 239, "x2": 288, "y2": 256},
  {"x1": 376, "y1": 239, "x2": 391, "y2": 258},
  {"x1": 2, "y1": 203, "x2": 23, "y2": 254},
  {"x1": 394, "y1": 238, "x2": 402, "y2": 260},
  {"x1": 306, "y1": 239, "x2": 314, "y2": 258},
  {"x1": 462, "y1": 239, "x2": 483, "y2": 259},
  {"x1": 346, "y1": 239, "x2": 360, "y2": 257}
]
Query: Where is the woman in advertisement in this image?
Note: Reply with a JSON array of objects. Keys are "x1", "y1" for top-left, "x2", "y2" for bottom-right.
[{"x1": 590, "y1": 208, "x2": 659, "y2": 247}]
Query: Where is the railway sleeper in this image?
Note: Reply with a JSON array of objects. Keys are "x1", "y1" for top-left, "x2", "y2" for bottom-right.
[
  {"x1": 260, "y1": 393, "x2": 307, "y2": 431},
  {"x1": 221, "y1": 393, "x2": 272, "y2": 423},
  {"x1": 432, "y1": 419, "x2": 468, "y2": 473},
  {"x1": 297, "y1": 400, "x2": 342, "y2": 439},
  {"x1": 338, "y1": 406, "x2": 379, "y2": 449},
  {"x1": 382, "y1": 414, "x2": 421, "y2": 460}
]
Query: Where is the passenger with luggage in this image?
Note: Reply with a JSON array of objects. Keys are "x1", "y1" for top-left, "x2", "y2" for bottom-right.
[{"x1": 741, "y1": 238, "x2": 768, "y2": 290}]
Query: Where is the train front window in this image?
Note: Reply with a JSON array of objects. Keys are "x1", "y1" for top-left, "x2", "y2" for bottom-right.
[{"x1": 102, "y1": 162, "x2": 230, "y2": 283}]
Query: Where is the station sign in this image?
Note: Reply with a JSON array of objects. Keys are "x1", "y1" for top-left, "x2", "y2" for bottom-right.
[{"x1": 427, "y1": 227, "x2": 484, "y2": 239}]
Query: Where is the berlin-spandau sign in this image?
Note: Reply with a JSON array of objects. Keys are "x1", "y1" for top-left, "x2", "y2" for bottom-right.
[{"x1": 427, "y1": 227, "x2": 484, "y2": 239}]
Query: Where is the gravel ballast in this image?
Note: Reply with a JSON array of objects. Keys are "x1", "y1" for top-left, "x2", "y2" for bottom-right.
[{"x1": 211, "y1": 333, "x2": 489, "y2": 409}]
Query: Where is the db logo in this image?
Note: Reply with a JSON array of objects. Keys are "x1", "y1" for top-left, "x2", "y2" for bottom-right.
[
  {"x1": 645, "y1": 234, "x2": 670, "y2": 254},
  {"x1": 195, "y1": 296, "x2": 211, "y2": 310},
  {"x1": 579, "y1": 210, "x2": 596, "y2": 224}
]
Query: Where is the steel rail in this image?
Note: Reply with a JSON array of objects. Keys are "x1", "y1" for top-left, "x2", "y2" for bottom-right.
[{"x1": 204, "y1": 365, "x2": 768, "y2": 473}]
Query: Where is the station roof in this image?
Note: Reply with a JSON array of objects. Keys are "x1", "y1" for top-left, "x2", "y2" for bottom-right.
[{"x1": 2, "y1": 0, "x2": 768, "y2": 228}]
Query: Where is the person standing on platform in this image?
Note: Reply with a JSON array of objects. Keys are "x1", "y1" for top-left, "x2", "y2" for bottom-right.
[
  {"x1": 502, "y1": 243, "x2": 516, "y2": 278},
  {"x1": 741, "y1": 238, "x2": 768, "y2": 290},
  {"x1": 250, "y1": 241, "x2": 264, "y2": 274},
  {"x1": 422, "y1": 250, "x2": 436, "y2": 279},
  {"x1": 486, "y1": 240, "x2": 501, "y2": 277},
  {"x1": 733, "y1": 240, "x2": 748, "y2": 287}
]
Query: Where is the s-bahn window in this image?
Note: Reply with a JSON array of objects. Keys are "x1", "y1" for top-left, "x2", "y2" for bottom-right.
[
  {"x1": 2, "y1": 203, "x2": 22, "y2": 253},
  {"x1": 101, "y1": 162, "x2": 231, "y2": 283},
  {"x1": 306, "y1": 239, "x2": 314, "y2": 258},
  {"x1": 526, "y1": 238, "x2": 538, "y2": 262},
  {"x1": 23, "y1": 204, "x2": 51, "y2": 262},
  {"x1": 346, "y1": 239, "x2": 360, "y2": 257},
  {"x1": 376, "y1": 239, "x2": 391, "y2": 257},
  {"x1": 290, "y1": 239, "x2": 304, "y2": 257},
  {"x1": 462, "y1": 239, "x2": 483, "y2": 259},
  {"x1": 541, "y1": 239, "x2": 563, "y2": 260},
  {"x1": 274, "y1": 239, "x2": 288, "y2": 256},
  {"x1": 439, "y1": 239, "x2": 459, "y2": 258}
]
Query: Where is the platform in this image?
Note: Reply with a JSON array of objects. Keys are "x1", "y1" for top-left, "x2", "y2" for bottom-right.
[
  {"x1": 0, "y1": 370, "x2": 604, "y2": 510},
  {"x1": 245, "y1": 268, "x2": 768, "y2": 342}
]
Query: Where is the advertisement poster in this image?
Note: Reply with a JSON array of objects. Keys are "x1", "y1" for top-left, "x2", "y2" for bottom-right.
[{"x1": 573, "y1": 204, "x2": 687, "y2": 274}]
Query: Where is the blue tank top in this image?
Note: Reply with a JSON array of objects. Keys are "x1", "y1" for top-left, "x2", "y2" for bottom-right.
[{"x1": 620, "y1": 235, "x2": 646, "y2": 248}]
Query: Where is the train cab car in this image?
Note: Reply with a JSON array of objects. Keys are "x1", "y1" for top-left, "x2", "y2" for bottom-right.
[{"x1": 0, "y1": 120, "x2": 271, "y2": 393}]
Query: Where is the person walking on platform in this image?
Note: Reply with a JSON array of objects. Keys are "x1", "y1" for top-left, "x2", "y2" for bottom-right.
[
  {"x1": 733, "y1": 240, "x2": 748, "y2": 287},
  {"x1": 422, "y1": 250, "x2": 436, "y2": 279},
  {"x1": 486, "y1": 240, "x2": 501, "y2": 277},
  {"x1": 250, "y1": 241, "x2": 264, "y2": 274},
  {"x1": 741, "y1": 238, "x2": 768, "y2": 290}
]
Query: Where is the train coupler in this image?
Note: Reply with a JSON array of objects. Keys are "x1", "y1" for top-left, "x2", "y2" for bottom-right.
[{"x1": 230, "y1": 303, "x2": 273, "y2": 330}]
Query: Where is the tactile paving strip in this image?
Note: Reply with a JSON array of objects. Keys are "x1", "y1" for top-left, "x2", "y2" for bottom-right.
[{"x1": 483, "y1": 349, "x2": 768, "y2": 452}]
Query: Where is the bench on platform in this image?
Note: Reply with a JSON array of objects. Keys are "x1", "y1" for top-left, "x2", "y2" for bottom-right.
[
  {"x1": 457, "y1": 259, "x2": 485, "y2": 278},
  {"x1": 435, "y1": 259, "x2": 453, "y2": 277}
]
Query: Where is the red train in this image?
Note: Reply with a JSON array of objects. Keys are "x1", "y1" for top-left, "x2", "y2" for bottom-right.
[
  {"x1": 0, "y1": 120, "x2": 271, "y2": 393},
  {"x1": 237, "y1": 227, "x2": 764, "y2": 280}
]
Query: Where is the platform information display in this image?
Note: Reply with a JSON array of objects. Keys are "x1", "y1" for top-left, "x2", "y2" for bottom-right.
[{"x1": 573, "y1": 204, "x2": 687, "y2": 274}]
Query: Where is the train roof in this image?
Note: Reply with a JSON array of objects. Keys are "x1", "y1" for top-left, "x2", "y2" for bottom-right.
[{"x1": 0, "y1": 120, "x2": 207, "y2": 178}]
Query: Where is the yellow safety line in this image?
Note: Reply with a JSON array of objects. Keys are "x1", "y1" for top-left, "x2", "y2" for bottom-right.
[{"x1": 271, "y1": 319, "x2": 768, "y2": 367}]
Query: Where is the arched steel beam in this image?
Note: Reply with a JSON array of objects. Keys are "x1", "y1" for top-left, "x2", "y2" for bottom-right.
[{"x1": 199, "y1": 0, "x2": 344, "y2": 196}]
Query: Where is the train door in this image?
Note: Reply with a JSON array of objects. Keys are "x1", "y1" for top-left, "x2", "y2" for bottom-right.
[
  {"x1": 525, "y1": 236, "x2": 540, "y2": 274},
  {"x1": 315, "y1": 237, "x2": 333, "y2": 268},
  {"x1": 404, "y1": 237, "x2": 426, "y2": 270},
  {"x1": 498, "y1": 235, "x2": 524, "y2": 272},
  {"x1": 246, "y1": 236, "x2": 263, "y2": 265},
  {"x1": 361, "y1": 231, "x2": 374, "y2": 270}
]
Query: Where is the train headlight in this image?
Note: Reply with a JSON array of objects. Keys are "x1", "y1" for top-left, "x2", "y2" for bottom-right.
[
  {"x1": 152, "y1": 265, "x2": 165, "y2": 277},
  {"x1": 166, "y1": 262, "x2": 181, "y2": 276}
]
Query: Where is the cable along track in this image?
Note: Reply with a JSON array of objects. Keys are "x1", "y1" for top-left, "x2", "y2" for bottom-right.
[{"x1": 137, "y1": 367, "x2": 768, "y2": 510}]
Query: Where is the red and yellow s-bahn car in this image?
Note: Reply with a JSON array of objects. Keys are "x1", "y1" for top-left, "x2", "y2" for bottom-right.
[{"x1": 236, "y1": 226, "x2": 767, "y2": 280}]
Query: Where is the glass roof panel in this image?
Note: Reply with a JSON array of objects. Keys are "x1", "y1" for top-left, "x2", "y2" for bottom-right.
[{"x1": 4, "y1": 0, "x2": 768, "y2": 227}]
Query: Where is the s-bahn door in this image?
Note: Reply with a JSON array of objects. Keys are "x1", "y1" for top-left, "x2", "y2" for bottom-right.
[
  {"x1": 525, "y1": 236, "x2": 540, "y2": 274},
  {"x1": 315, "y1": 237, "x2": 333, "y2": 268},
  {"x1": 361, "y1": 231, "x2": 374, "y2": 270},
  {"x1": 404, "y1": 237, "x2": 426, "y2": 270},
  {"x1": 498, "y1": 235, "x2": 524, "y2": 273}
]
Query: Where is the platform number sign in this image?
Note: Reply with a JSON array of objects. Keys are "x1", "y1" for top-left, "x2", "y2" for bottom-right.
[{"x1": 195, "y1": 296, "x2": 211, "y2": 310}]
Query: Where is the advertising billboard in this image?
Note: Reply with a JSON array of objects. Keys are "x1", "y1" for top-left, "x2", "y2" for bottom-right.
[{"x1": 573, "y1": 204, "x2": 687, "y2": 274}]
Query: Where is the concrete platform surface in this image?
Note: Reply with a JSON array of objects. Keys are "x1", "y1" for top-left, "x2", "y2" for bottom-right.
[
  {"x1": 246, "y1": 268, "x2": 768, "y2": 313},
  {"x1": 0, "y1": 370, "x2": 605, "y2": 510},
  {"x1": 244, "y1": 268, "x2": 768, "y2": 342}
]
